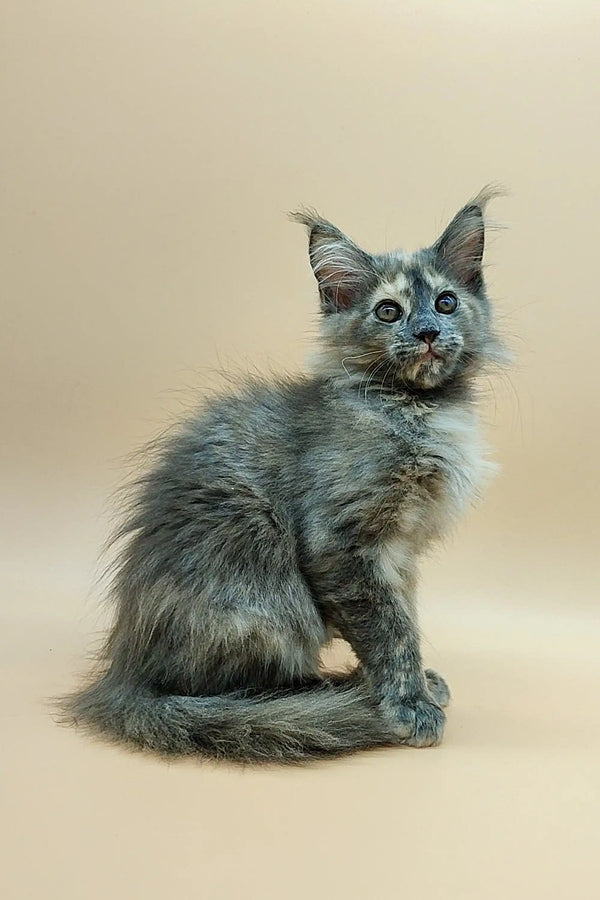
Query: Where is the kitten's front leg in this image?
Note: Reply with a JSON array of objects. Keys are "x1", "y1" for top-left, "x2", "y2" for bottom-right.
[{"x1": 322, "y1": 561, "x2": 446, "y2": 747}]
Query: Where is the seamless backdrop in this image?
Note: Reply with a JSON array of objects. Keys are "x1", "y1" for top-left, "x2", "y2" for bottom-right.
[{"x1": 2, "y1": 2, "x2": 599, "y2": 899}]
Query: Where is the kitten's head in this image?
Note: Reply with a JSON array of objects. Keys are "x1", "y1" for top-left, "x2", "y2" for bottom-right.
[{"x1": 293, "y1": 188, "x2": 505, "y2": 392}]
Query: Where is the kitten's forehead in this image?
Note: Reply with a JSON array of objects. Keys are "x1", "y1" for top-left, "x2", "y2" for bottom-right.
[{"x1": 370, "y1": 253, "x2": 446, "y2": 313}]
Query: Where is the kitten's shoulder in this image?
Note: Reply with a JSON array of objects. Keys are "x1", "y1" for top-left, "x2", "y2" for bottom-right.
[{"x1": 176, "y1": 372, "x2": 334, "y2": 451}]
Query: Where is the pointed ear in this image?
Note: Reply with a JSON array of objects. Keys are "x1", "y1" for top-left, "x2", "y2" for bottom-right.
[
  {"x1": 291, "y1": 210, "x2": 375, "y2": 313},
  {"x1": 433, "y1": 188, "x2": 499, "y2": 292}
]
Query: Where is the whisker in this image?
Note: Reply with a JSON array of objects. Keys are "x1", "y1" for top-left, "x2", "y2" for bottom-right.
[
  {"x1": 357, "y1": 357, "x2": 385, "y2": 400},
  {"x1": 363, "y1": 358, "x2": 389, "y2": 401},
  {"x1": 379, "y1": 361, "x2": 396, "y2": 403},
  {"x1": 341, "y1": 350, "x2": 381, "y2": 379}
]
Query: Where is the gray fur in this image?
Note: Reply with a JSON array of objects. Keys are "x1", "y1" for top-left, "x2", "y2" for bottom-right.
[{"x1": 60, "y1": 188, "x2": 504, "y2": 762}]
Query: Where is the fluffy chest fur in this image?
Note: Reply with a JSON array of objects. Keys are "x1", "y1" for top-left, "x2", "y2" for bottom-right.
[
  {"x1": 373, "y1": 400, "x2": 495, "y2": 609},
  {"x1": 386, "y1": 400, "x2": 496, "y2": 547}
]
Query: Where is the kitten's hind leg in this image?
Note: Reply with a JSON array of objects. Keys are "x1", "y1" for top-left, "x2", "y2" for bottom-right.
[{"x1": 425, "y1": 669, "x2": 451, "y2": 708}]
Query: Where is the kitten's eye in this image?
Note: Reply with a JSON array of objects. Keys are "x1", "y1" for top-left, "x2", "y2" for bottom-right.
[
  {"x1": 435, "y1": 292, "x2": 458, "y2": 314},
  {"x1": 374, "y1": 300, "x2": 402, "y2": 323}
]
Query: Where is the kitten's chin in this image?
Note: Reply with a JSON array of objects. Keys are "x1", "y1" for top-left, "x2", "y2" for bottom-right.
[{"x1": 401, "y1": 355, "x2": 449, "y2": 389}]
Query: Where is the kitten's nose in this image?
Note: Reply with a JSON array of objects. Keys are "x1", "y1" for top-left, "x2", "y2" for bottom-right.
[{"x1": 414, "y1": 328, "x2": 440, "y2": 344}]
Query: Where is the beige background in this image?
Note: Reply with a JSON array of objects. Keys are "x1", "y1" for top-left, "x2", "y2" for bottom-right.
[{"x1": 2, "y1": 1, "x2": 599, "y2": 898}]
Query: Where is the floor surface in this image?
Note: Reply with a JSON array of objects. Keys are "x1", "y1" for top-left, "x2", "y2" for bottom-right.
[{"x1": 3, "y1": 567, "x2": 598, "y2": 900}]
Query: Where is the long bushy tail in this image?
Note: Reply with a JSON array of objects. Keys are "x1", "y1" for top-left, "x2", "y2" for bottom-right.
[{"x1": 59, "y1": 671, "x2": 394, "y2": 762}]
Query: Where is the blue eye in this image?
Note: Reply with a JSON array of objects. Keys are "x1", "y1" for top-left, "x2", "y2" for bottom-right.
[
  {"x1": 375, "y1": 300, "x2": 402, "y2": 323},
  {"x1": 435, "y1": 292, "x2": 458, "y2": 314}
]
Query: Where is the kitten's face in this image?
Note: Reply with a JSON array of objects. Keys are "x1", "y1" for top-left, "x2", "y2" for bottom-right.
[
  {"x1": 331, "y1": 257, "x2": 487, "y2": 390},
  {"x1": 295, "y1": 191, "x2": 502, "y2": 392}
]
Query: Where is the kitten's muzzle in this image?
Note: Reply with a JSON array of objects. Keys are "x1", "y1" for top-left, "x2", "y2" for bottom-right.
[{"x1": 413, "y1": 327, "x2": 441, "y2": 345}]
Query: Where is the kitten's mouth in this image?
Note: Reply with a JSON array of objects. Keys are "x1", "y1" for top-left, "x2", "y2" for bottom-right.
[
  {"x1": 419, "y1": 347, "x2": 444, "y2": 363},
  {"x1": 403, "y1": 347, "x2": 449, "y2": 386}
]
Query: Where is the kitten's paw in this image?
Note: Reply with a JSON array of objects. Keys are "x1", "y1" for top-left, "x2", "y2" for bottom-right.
[
  {"x1": 425, "y1": 668, "x2": 451, "y2": 708},
  {"x1": 386, "y1": 698, "x2": 446, "y2": 748}
]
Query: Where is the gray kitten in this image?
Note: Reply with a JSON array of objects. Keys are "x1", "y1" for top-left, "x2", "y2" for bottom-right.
[{"x1": 61, "y1": 189, "x2": 504, "y2": 762}]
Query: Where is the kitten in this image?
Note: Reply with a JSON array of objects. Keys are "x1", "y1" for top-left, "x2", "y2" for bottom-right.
[{"x1": 61, "y1": 189, "x2": 505, "y2": 762}]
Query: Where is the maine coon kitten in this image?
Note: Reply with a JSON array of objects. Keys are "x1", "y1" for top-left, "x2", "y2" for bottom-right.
[{"x1": 62, "y1": 189, "x2": 504, "y2": 762}]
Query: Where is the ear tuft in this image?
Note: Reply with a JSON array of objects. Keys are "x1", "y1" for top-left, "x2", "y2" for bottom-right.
[
  {"x1": 433, "y1": 185, "x2": 505, "y2": 292},
  {"x1": 290, "y1": 209, "x2": 374, "y2": 313}
]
